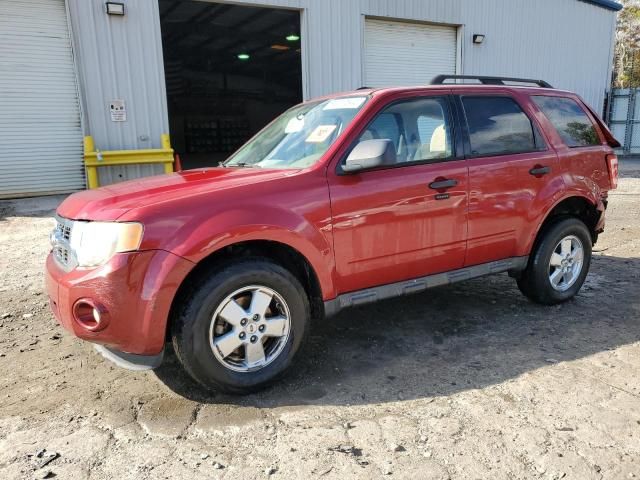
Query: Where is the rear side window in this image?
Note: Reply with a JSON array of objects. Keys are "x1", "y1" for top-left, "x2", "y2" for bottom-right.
[
  {"x1": 461, "y1": 96, "x2": 542, "y2": 156},
  {"x1": 532, "y1": 96, "x2": 600, "y2": 147}
]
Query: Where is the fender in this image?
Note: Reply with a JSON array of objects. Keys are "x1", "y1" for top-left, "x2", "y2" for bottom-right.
[
  {"x1": 140, "y1": 203, "x2": 336, "y2": 300},
  {"x1": 525, "y1": 190, "x2": 603, "y2": 255},
  {"x1": 510, "y1": 166, "x2": 565, "y2": 257},
  {"x1": 114, "y1": 168, "x2": 337, "y2": 299}
]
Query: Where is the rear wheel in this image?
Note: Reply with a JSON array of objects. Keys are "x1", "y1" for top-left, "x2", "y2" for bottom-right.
[
  {"x1": 517, "y1": 218, "x2": 592, "y2": 305},
  {"x1": 171, "y1": 259, "x2": 310, "y2": 393}
]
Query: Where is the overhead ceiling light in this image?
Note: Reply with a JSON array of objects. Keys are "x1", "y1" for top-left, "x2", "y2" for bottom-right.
[
  {"x1": 286, "y1": 34, "x2": 300, "y2": 42},
  {"x1": 105, "y1": 2, "x2": 125, "y2": 15},
  {"x1": 472, "y1": 34, "x2": 485, "y2": 44},
  {"x1": 237, "y1": 53, "x2": 250, "y2": 60},
  {"x1": 271, "y1": 44, "x2": 290, "y2": 51}
]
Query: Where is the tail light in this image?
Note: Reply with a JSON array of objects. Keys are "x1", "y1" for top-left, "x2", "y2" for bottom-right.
[{"x1": 606, "y1": 153, "x2": 618, "y2": 190}]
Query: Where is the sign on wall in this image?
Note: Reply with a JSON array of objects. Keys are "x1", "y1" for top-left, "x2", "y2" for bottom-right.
[{"x1": 109, "y1": 99, "x2": 127, "y2": 122}]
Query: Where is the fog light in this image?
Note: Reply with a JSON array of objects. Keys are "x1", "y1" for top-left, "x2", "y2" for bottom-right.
[{"x1": 73, "y1": 299, "x2": 109, "y2": 332}]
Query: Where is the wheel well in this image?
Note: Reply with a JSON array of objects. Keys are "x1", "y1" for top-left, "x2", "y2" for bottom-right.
[
  {"x1": 535, "y1": 196, "x2": 600, "y2": 247},
  {"x1": 167, "y1": 241, "x2": 324, "y2": 340}
]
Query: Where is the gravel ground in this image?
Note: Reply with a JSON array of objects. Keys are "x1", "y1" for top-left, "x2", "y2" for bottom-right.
[{"x1": 0, "y1": 162, "x2": 639, "y2": 480}]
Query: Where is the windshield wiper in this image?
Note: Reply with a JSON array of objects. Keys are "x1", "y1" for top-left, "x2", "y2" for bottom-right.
[{"x1": 228, "y1": 162, "x2": 261, "y2": 168}]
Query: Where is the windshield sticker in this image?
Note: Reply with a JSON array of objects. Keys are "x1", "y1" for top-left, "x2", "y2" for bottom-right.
[
  {"x1": 323, "y1": 97, "x2": 367, "y2": 110},
  {"x1": 305, "y1": 125, "x2": 337, "y2": 143}
]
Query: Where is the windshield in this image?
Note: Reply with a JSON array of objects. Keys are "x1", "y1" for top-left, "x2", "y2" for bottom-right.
[{"x1": 224, "y1": 96, "x2": 369, "y2": 169}]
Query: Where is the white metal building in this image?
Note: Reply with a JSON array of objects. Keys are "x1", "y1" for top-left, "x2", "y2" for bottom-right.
[{"x1": 0, "y1": 0, "x2": 622, "y2": 198}]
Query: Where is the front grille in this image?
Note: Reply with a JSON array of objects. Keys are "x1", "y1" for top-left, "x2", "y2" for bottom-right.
[
  {"x1": 56, "y1": 220, "x2": 72, "y2": 242},
  {"x1": 53, "y1": 244, "x2": 70, "y2": 266},
  {"x1": 51, "y1": 216, "x2": 75, "y2": 270}
]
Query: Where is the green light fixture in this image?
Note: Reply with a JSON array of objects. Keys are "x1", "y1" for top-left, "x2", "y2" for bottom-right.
[
  {"x1": 237, "y1": 53, "x2": 250, "y2": 60},
  {"x1": 286, "y1": 34, "x2": 300, "y2": 42}
]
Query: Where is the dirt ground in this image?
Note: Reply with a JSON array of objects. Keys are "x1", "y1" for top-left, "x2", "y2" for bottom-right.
[{"x1": 0, "y1": 163, "x2": 639, "y2": 480}]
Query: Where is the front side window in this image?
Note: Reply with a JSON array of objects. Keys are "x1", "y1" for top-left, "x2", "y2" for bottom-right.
[
  {"x1": 462, "y1": 96, "x2": 542, "y2": 156},
  {"x1": 224, "y1": 96, "x2": 369, "y2": 169},
  {"x1": 532, "y1": 96, "x2": 600, "y2": 147},
  {"x1": 348, "y1": 97, "x2": 453, "y2": 165}
]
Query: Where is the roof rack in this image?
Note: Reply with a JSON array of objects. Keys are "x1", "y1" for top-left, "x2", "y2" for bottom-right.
[{"x1": 431, "y1": 75, "x2": 553, "y2": 88}]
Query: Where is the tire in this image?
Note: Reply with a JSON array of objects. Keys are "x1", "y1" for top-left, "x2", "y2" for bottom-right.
[
  {"x1": 171, "y1": 258, "x2": 310, "y2": 394},
  {"x1": 517, "y1": 217, "x2": 592, "y2": 305}
]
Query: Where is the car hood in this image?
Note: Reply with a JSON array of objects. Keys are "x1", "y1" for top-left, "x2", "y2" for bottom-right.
[{"x1": 57, "y1": 167, "x2": 296, "y2": 221}]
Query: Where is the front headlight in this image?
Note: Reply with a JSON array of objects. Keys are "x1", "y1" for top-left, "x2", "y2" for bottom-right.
[{"x1": 69, "y1": 221, "x2": 144, "y2": 267}]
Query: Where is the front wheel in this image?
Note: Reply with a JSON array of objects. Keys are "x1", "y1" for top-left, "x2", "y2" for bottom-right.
[
  {"x1": 517, "y1": 218, "x2": 592, "y2": 305},
  {"x1": 171, "y1": 259, "x2": 310, "y2": 394}
]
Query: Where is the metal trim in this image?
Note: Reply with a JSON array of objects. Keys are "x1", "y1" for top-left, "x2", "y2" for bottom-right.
[{"x1": 324, "y1": 256, "x2": 529, "y2": 317}]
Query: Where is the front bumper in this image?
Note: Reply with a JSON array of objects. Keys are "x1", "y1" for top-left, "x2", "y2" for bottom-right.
[{"x1": 45, "y1": 249, "x2": 193, "y2": 362}]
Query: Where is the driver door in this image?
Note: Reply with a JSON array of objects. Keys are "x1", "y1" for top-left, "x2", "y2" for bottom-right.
[{"x1": 328, "y1": 94, "x2": 469, "y2": 294}]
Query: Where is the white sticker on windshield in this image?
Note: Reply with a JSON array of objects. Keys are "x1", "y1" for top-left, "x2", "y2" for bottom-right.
[
  {"x1": 305, "y1": 125, "x2": 337, "y2": 143},
  {"x1": 323, "y1": 97, "x2": 367, "y2": 110}
]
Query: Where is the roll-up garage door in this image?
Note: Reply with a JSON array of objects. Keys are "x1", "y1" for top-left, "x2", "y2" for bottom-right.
[
  {"x1": 0, "y1": 0, "x2": 84, "y2": 198},
  {"x1": 364, "y1": 18, "x2": 457, "y2": 88}
]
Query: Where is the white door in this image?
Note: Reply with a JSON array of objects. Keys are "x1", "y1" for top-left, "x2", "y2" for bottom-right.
[
  {"x1": 364, "y1": 18, "x2": 457, "y2": 88},
  {"x1": 0, "y1": 0, "x2": 84, "y2": 198}
]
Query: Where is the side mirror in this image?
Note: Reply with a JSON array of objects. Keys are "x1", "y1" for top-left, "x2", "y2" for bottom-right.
[{"x1": 342, "y1": 139, "x2": 397, "y2": 174}]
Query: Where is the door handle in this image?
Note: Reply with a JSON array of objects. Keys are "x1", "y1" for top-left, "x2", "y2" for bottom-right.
[
  {"x1": 529, "y1": 166, "x2": 551, "y2": 176},
  {"x1": 429, "y1": 178, "x2": 458, "y2": 190}
]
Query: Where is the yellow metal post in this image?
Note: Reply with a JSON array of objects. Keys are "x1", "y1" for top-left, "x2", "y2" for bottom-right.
[
  {"x1": 161, "y1": 133, "x2": 171, "y2": 150},
  {"x1": 161, "y1": 134, "x2": 174, "y2": 174},
  {"x1": 83, "y1": 136, "x2": 99, "y2": 189}
]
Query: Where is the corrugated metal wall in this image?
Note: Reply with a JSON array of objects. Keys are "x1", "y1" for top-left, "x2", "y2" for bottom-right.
[
  {"x1": 68, "y1": 0, "x2": 617, "y2": 164},
  {"x1": 460, "y1": 0, "x2": 617, "y2": 112},
  {"x1": 67, "y1": 0, "x2": 168, "y2": 183}
]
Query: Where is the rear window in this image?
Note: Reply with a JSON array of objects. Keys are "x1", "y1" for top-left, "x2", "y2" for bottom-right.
[
  {"x1": 461, "y1": 96, "x2": 542, "y2": 157},
  {"x1": 532, "y1": 96, "x2": 600, "y2": 147}
]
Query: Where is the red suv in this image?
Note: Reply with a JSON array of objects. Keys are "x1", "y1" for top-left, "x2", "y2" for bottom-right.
[{"x1": 46, "y1": 76, "x2": 620, "y2": 393}]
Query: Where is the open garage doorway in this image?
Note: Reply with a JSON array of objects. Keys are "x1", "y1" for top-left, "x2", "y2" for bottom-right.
[{"x1": 159, "y1": 1, "x2": 303, "y2": 169}]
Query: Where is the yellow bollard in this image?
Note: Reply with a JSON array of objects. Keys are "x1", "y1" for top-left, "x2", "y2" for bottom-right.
[
  {"x1": 83, "y1": 136, "x2": 99, "y2": 189},
  {"x1": 161, "y1": 133, "x2": 174, "y2": 174},
  {"x1": 161, "y1": 133, "x2": 171, "y2": 150}
]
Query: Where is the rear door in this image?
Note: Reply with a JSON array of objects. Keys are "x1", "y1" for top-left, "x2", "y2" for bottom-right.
[
  {"x1": 455, "y1": 91, "x2": 561, "y2": 266},
  {"x1": 328, "y1": 93, "x2": 469, "y2": 294}
]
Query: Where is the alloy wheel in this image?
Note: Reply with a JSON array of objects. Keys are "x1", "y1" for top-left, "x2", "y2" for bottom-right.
[
  {"x1": 548, "y1": 235, "x2": 584, "y2": 292},
  {"x1": 209, "y1": 285, "x2": 291, "y2": 372}
]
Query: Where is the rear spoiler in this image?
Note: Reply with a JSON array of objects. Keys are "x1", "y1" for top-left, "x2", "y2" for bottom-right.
[{"x1": 583, "y1": 101, "x2": 621, "y2": 148}]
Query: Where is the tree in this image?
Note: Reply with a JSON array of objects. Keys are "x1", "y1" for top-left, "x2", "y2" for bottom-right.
[{"x1": 614, "y1": 0, "x2": 640, "y2": 87}]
